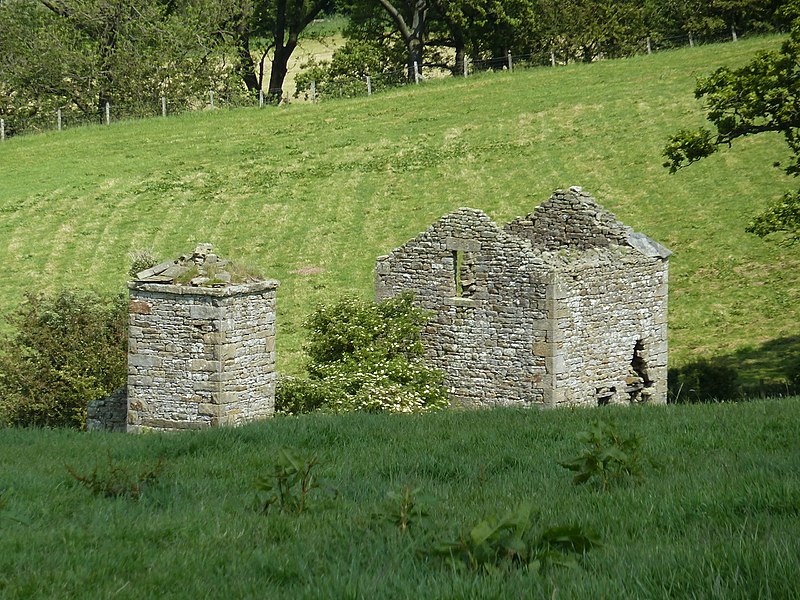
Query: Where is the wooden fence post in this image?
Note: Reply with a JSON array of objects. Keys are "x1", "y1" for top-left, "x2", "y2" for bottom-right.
[
  {"x1": 58, "y1": 109, "x2": 62, "y2": 131},
  {"x1": 689, "y1": 32, "x2": 694, "y2": 48},
  {"x1": 647, "y1": 36, "x2": 652, "y2": 55},
  {"x1": 0, "y1": 119, "x2": 4, "y2": 142},
  {"x1": 551, "y1": 50, "x2": 556, "y2": 67},
  {"x1": 311, "y1": 80, "x2": 317, "y2": 103},
  {"x1": 414, "y1": 61, "x2": 420, "y2": 84},
  {"x1": 259, "y1": 90, "x2": 264, "y2": 108},
  {"x1": 366, "y1": 75, "x2": 372, "y2": 96},
  {"x1": 507, "y1": 51, "x2": 513, "y2": 71},
  {"x1": 161, "y1": 97, "x2": 167, "y2": 117},
  {"x1": 463, "y1": 56, "x2": 468, "y2": 78},
  {"x1": 731, "y1": 24, "x2": 738, "y2": 42},
  {"x1": 105, "y1": 101, "x2": 110, "y2": 125}
]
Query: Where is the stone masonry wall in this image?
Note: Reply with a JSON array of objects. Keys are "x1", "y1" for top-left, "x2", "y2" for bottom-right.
[
  {"x1": 376, "y1": 208, "x2": 550, "y2": 408},
  {"x1": 86, "y1": 388, "x2": 128, "y2": 432},
  {"x1": 376, "y1": 187, "x2": 670, "y2": 409},
  {"x1": 127, "y1": 280, "x2": 278, "y2": 432},
  {"x1": 551, "y1": 248, "x2": 669, "y2": 406},
  {"x1": 505, "y1": 187, "x2": 670, "y2": 406},
  {"x1": 506, "y1": 187, "x2": 632, "y2": 251}
]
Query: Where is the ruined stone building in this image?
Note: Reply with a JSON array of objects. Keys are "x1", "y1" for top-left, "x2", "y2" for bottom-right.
[{"x1": 375, "y1": 187, "x2": 671, "y2": 408}]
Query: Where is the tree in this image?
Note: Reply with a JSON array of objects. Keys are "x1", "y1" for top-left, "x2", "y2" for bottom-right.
[
  {"x1": 0, "y1": 289, "x2": 127, "y2": 428},
  {"x1": 663, "y1": 1, "x2": 800, "y2": 243},
  {"x1": 230, "y1": 0, "x2": 334, "y2": 102},
  {"x1": 0, "y1": 0, "x2": 241, "y2": 133}
]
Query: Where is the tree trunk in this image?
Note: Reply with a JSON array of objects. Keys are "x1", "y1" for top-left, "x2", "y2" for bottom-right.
[
  {"x1": 453, "y1": 45, "x2": 465, "y2": 77},
  {"x1": 237, "y1": 34, "x2": 260, "y2": 91},
  {"x1": 267, "y1": 41, "x2": 296, "y2": 102},
  {"x1": 265, "y1": 0, "x2": 330, "y2": 103},
  {"x1": 378, "y1": 0, "x2": 428, "y2": 83}
]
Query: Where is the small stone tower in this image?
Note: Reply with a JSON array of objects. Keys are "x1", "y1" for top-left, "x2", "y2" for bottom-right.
[{"x1": 127, "y1": 245, "x2": 279, "y2": 431}]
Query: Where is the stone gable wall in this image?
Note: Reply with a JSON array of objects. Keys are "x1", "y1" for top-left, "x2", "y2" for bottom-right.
[
  {"x1": 376, "y1": 208, "x2": 551, "y2": 408},
  {"x1": 552, "y1": 248, "x2": 668, "y2": 406},
  {"x1": 127, "y1": 280, "x2": 278, "y2": 432},
  {"x1": 505, "y1": 187, "x2": 632, "y2": 252}
]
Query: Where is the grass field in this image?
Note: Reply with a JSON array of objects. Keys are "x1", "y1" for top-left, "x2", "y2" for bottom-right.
[
  {"x1": 0, "y1": 35, "x2": 797, "y2": 385},
  {"x1": 1, "y1": 399, "x2": 798, "y2": 598}
]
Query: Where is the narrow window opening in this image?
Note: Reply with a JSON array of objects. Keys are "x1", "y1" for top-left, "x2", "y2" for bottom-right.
[
  {"x1": 627, "y1": 340, "x2": 654, "y2": 403},
  {"x1": 452, "y1": 250, "x2": 476, "y2": 298},
  {"x1": 453, "y1": 250, "x2": 463, "y2": 297}
]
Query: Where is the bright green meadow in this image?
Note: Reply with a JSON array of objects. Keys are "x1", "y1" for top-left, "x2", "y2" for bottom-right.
[
  {"x1": 1, "y1": 400, "x2": 799, "y2": 597},
  {"x1": 0, "y1": 35, "x2": 798, "y2": 383},
  {"x1": 2, "y1": 41, "x2": 799, "y2": 596}
]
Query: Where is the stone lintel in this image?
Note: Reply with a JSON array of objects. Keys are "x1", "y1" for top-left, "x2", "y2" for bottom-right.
[
  {"x1": 190, "y1": 305, "x2": 225, "y2": 320},
  {"x1": 445, "y1": 237, "x2": 481, "y2": 252},
  {"x1": 128, "y1": 354, "x2": 162, "y2": 368},
  {"x1": 446, "y1": 297, "x2": 477, "y2": 308}
]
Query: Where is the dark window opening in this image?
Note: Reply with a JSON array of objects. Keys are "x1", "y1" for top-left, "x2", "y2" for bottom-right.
[
  {"x1": 627, "y1": 340, "x2": 654, "y2": 402},
  {"x1": 596, "y1": 386, "x2": 616, "y2": 406}
]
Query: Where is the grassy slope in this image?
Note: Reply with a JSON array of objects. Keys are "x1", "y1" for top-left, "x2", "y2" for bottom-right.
[
  {"x1": 0, "y1": 36, "x2": 797, "y2": 382},
  {"x1": 1, "y1": 399, "x2": 798, "y2": 598}
]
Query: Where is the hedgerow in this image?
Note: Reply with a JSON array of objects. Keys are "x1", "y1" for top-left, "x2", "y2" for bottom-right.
[{"x1": 0, "y1": 288, "x2": 127, "y2": 428}]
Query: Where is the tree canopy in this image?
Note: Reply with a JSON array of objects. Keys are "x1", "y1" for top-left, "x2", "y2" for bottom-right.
[
  {"x1": 663, "y1": 1, "x2": 800, "y2": 243},
  {"x1": 0, "y1": 0, "x2": 250, "y2": 133}
]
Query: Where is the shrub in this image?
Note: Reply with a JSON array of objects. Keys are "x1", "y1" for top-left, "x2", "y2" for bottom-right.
[
  {"x1": 0, "y1": 288, "x2": 128, "y2": 428},
  {"x1": 275, "y1": 294, "x2": 449, "y2": 415},
  {"x1": 254, "y1": 448, "x2": 334, "y2": 515},
  {"x1": 668, "y1": 360, "x2": 741, "y2": 402},
  {"x1": 66, "y1": 455, "x2": 164, "y2": 501},
  {"x1": 429, "y1": 502, "x2": 600, "y2": 573},
  {"x1": 127, "y1": 248, "x2": 160, "y2": 278},
  {"x1": 558, "y1": 420, "x2": 649, "y2": 490}
]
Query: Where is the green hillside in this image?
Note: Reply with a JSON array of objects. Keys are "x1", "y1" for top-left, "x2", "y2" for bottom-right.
[{"x1": 0, "y1": 36, "x2": 797, "y2": 384}]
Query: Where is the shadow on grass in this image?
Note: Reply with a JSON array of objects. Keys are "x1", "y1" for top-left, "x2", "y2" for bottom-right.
[{"x1": 669, "y1": 336, "x2": 800, "y2": 403}]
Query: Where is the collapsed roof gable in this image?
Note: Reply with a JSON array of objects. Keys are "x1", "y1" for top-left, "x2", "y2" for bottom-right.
[{"x1": 505, "y1": 187, "x2": 633, "y2": 251}]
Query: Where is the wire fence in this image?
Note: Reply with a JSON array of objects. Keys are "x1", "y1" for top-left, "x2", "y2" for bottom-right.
[{"x1": 0, "y1": 27, "x2": 751, "y2": 141}]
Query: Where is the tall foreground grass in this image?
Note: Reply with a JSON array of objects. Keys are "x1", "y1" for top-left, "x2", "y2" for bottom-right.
[
  {"x1": 0, "y1": 36, "x2": 798, "y2": 383},
  {"x1": 1, "y1": 399, "x2": 798, "y2": 598}
]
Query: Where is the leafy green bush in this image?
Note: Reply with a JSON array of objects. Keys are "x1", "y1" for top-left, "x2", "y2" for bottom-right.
[
  {"x1": 429, "y1": 502, "x2": 600, "y2": 573},
  {"x1": 0, "y1": 288, "x2": 127, "y2": 428},
  {"x1": 275, "y1": 294, "x2": 449, "y2": 415},
  {"x1": 254, "y1": 448, "x2": 333, "y2": 515},
  {"x1": 559, "y1": 420, "x2": 649, "y2": 490},
  {"x1": 376, "y1": 485, "x2": 431, "y2": 533}
]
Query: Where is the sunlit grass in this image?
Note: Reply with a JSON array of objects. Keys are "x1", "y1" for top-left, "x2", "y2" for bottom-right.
[{"x1": 0, "y1": 398, "x2": 798, "y2": 597}]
